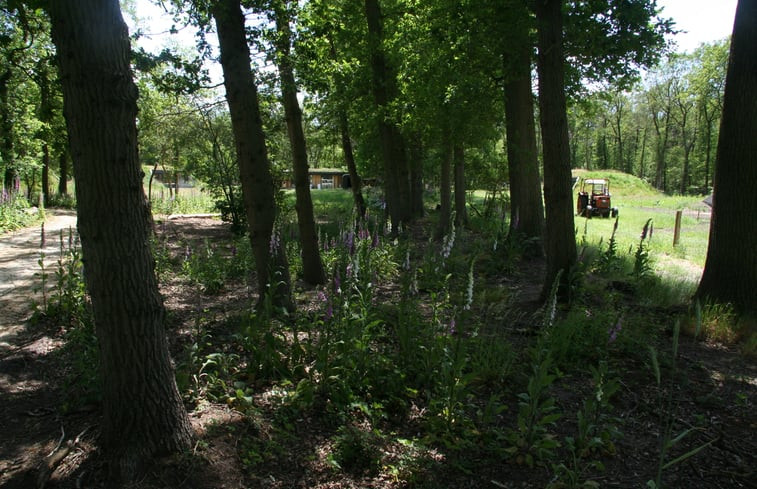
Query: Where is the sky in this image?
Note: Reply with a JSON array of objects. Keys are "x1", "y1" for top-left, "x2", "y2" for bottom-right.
[
  {"x1": 656, "y1": 0, "x2": 737, "y2": 53},
  {"x1": 126, "y1": 0, "x2": 739, "y2": 78}
]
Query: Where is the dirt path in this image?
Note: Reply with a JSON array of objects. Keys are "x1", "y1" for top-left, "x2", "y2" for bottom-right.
[
  {"x1": 0, "y1": 210, "x2": 86, "y2": 488},
  {"x1": 0, "y1": 210, "x2": 78, "y2": 351}
]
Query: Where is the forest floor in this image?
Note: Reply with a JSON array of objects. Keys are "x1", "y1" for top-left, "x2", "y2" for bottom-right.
[{"x1": 0, "y1": 212, "x2": 755, "y2": 489}]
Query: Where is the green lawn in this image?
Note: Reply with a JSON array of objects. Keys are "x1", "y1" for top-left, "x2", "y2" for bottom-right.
[{"x1": 472, "y1": 170, "x2": 710, "y2": 279}]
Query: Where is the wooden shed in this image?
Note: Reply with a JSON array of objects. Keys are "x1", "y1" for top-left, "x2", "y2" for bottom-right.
[{"x1": 282, "y1": 168, "x2": 346, "y2": 189}]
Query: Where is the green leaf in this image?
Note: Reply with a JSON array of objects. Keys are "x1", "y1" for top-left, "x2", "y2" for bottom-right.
[{"x1": 662, "y1": 437, "x2": 716, "y2": 470}]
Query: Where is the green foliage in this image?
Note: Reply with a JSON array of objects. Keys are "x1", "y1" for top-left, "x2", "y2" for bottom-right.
[
  {"x1": 32, "y1": 227, "x2": 99, "y2": 409},
  {"x1": 181, "y1": 236, "x2": 254, "y2": 294},
  {"x1": 149, "y1": 193, "x2": 216, "y2": 216},
  {"x1": 46, "y1": 192, "x2": 76, "y2": 209},
  {"x1": 648, "y1": 322, "x2": 716, "y2": 488},
  {"x1": 505, "y1": 356, "x2": 561, "y2": 468},
  {"x1": 0, "y1": 191, "x2": 39, "y2": 233},
  {"x1": 327, "y1": 424, "x2": 383, "y2": 475},
  {"x1": 34, "y1": 228, "x2": 88, "y2": 326},
  {"x1": 633, "y1": 219, "x2": 654, "y2": 280}
]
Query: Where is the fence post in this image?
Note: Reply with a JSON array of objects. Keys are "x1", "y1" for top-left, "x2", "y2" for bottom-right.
[{"x1": 673, "y1": 210, "x2": 682, "y2": 246}]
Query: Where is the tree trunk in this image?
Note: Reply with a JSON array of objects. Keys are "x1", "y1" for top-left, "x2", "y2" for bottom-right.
[
  {"x1": 453, "y1": 143, "x2": 468, "y2": 227},
  {"x1": 338, "y1": 109, "x2": 367, "y2": 218},
  {"x1": 651, "y1": 97, "x2": 671, "y2": 191},
  {"x1": 437, "y1": 130, "x2": 453, "y2": 238},
  {"x1": 703, "y1": 103, "x2": 714, "y2": 191},
  {"x1": 273, "y1": 0, "x2": 325, "y2": 285},
  {"x1": 364, "y1": 0, "x2": 412, "y2": 233},
  {"x1": 327, "y1": 36, "x2": 367, "y2": 220},
  {"x1": 57, "y1": 149, "x2": 68, "y2": 195},
  {"x1": 36, "y1": 61, "x2": 53, "y2": 205},
  {"x1": 48, "y1": 0, "x2": 192, "y2": 481},
  {"x1": 41, "y1": 144, "x2": 49, "y2": 204},
  {"x1": 639, "y1": 126, "x2": 647, "y2": 180},
  {"x1": 0, "y1": 70, "x2": 15, "y2": 192},
  {"x1": 212, "y1": 0, "x2": 293, "y2": 311},
  {"x1": 504, "y1": 45, "x2": 545, "y2": 253},
  {"x1": 408, "y1": 137, "x2": 424, "y2": 219},
  {"x1": 696, "y1": 0, "x2": 757, "y2": 314},
  {"x1": 535, "y1": 0, "x2": 577, "y2": 300}
]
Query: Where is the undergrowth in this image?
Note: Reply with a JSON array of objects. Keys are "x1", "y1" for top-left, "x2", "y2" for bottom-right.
[{"x1": 34, "y1": 195, "x2": 751, "y2": 487}]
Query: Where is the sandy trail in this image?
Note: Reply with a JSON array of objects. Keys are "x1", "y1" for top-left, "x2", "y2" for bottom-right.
[{"x1": 0, "y1": 210, "x2": 78, "y2": 351}]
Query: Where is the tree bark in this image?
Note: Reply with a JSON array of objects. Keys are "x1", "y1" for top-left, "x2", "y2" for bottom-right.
[
  {"x1": 41, "y1": 144, "x2": 49, "y2": 204},
  {"x1": 57, "y1": 149, "x2": 68, "y2": 195},
  {"x1": 696, "y1": 0, "x2": 757, "y2": 314},
  {"x1": 36, "y1": 61, "x2": 53, "y2": 205},
  {"x1": 408, "y1": 137, "x2": 424, "y2": 219},
  {"x1": 327, "y1": 36, "x2": 367, "y2": 220},
  {"x1": 212, "y1": 0, "x2": 293, "y2": 311},
  {"x1": 437, "y1": 128, "x2": 452, "y2": 238},
  {"x1": 364, "y1": 0, "x2": 412, "y2": 233},
  {"x1": 0, "y1": 70, "x2": 15, "y2": 191},
  {"x1": 338, "y1": 109, "x2": 367, "y2": 218},
  {"x1": 273, "y1": 0, "x2": 325, "y2": 285},
  {"x1": 535, "y1": 0, "x2": 577, "y2": 300},
  {"x1": 48, "y1": 0, "x2": 192, "y2": 481},
  {"x1": 453, "y1": 143, "x2": 468, "y2": 227},
  {"x1": 504, "y1": 42, "x2": 545, "y2": 253}
]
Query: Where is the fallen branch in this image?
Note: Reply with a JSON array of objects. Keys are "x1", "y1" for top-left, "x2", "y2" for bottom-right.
[{"x1": 36, "y1": 426, "x2": 90, "y2": 489}]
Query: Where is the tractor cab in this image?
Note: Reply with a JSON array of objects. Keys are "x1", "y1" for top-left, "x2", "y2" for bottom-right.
[{"x1": 576, "y1": 178, "x2": 618, "y2": 218}]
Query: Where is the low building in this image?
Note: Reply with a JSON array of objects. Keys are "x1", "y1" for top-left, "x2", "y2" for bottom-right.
[{"x1": 282, "y1": 168, "x2": 347, "y2": 189}]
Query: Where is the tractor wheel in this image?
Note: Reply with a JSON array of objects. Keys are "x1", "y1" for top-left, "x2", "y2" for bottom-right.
[{"x1": 611, "y1": 208, "x2": 618, "y2": 218}]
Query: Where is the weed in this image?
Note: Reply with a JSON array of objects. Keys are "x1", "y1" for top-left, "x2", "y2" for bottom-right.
[
  {"x1": 648, "y1": 321, "x2": 716, "y2": 488},
  {"x1": 0, "y1": 189, "x2": 40, "y2": 233},
  {"x1": 504, "y1": 355, "x2": 561, "y2": 467},
  {"x1": 327, "y1": 424, "x2": 383, "y2": 475},
  {"x1": 181, "y1": 237, "x2": 253, "y2": 294},
  {"x1": 32, "y1": 227, "x2": 99, "y2": 409},
  {"x1": 597, "y1": 216, "x2": 622, "y2": 274},
  {"x1": 633, "y1": 219, "x2": 654, "y2": 281}
]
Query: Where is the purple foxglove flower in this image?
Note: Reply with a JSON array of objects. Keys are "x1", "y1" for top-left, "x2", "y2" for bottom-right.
[
  {"x1": 334, "y1": 270, "x2": 341, "y2": 294},
  {"x1": 608, "y1": 316, "x2": 623, "y2": 343}
]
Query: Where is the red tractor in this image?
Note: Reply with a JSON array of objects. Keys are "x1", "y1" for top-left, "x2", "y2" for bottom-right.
[{"x1": 576, "y1": 178, "x2": 618, "y2": 218}]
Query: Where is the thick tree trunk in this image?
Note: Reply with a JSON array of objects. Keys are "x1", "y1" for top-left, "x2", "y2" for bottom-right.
[
  {"x1": 504, "y1": 48, "x2": 545, "y2": 254},
  {"x1": 212, "y1": 0, "x2": 293, "y2": 311},
  {"x1": 696, "y1": 0, "x2": 757, "y2": 314},
  {"x1": 338, "y1": 109, "x2": 367, "y2": 218},
  {"x1": 36, "y1": 62, "x2": 53, "y2": 205},
  {"x1": 453, "y1": 143, "x2": 468, "y2": 227},
  {"x1": 58, "y1": 149, "x2": 68, "y2": 195},
  {"x1": 48, "y1": 0, "x2": 192, "y2": 481},
  {"x1": 0, "y1": 71, "x2": 15, "y2": 191},
  {"x1": 535, "y1": 0, "x2": 577, "y2": 300},
  {"x1": 364, "y1": 0, "x2": 412, "y2": 233},
  {"x1": 273, "y1": 1, "x2": 325, "y2": 285}
]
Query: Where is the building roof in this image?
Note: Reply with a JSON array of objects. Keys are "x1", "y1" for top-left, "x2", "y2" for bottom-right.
[{"x1": 309, "y1": 168, "x2": 346, "y2": 175}]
